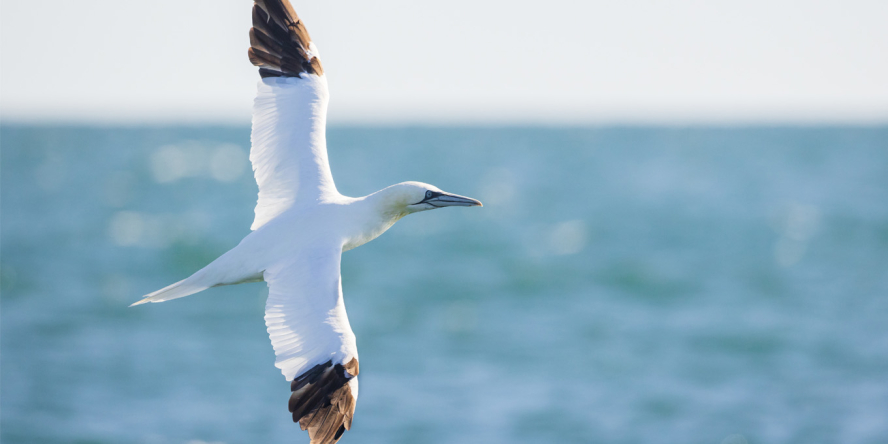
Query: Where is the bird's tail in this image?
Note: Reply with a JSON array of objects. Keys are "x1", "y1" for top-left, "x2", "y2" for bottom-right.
[
  {"x1": 130, "y1": 240, "x2": 265, "y2": 307},
  {"x1": 129, "y1": 272, "x2": 214, "y2": 307}
]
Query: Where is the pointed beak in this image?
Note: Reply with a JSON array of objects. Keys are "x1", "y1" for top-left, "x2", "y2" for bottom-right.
[
  {"x1": 420, "y1": 192, "x2": 483, "y2": 208},
  {"x1": 435, "y1": 193, "x2": 483, "y2": 207}
]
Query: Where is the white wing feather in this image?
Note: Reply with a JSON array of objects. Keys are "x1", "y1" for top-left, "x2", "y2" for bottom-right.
[
  {"x1": 263, "y1": 246, "x2": 358, "y2": 381},
  {"x1": 250, "y1": 74, "x2": 338, "y2": 230}
]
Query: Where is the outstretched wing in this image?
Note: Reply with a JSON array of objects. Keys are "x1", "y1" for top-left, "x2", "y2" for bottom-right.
[
  {"x1": 249, "y1": 0, "x2": 337, "y2": 230},
  {"x1": 264, "y1": 247, "x2": 359, "y2": 444}
]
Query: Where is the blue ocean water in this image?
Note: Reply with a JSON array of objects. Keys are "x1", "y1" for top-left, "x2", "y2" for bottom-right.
[{"x1": 1, "y1": 125, "x2": 887, "y2": 444}]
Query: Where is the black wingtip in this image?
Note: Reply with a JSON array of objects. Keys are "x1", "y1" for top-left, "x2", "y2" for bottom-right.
[
  {"x1": 249, "y1": 0, "x2": 324, "y2": 78},
  {"x1": 287, "y1": 359, "x2": 359, "y2": 444}
]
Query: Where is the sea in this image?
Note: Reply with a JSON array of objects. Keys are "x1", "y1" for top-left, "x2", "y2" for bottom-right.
[{"x1": 1, "y1": 125, "x2": 887, "y2": 444}]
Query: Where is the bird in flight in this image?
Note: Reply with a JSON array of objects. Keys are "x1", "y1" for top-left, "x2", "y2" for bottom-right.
[{"x1": 130, "y1": 0, "x2": 482, "y2": 442}]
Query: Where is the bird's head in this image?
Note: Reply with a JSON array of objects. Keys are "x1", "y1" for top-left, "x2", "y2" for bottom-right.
[{"x1": 381, "y1": 181, "x2": 482, "y2": 216}]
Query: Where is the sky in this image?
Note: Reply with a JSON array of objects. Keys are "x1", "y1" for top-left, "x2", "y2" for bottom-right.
[{"x1": 1, "y1": 0, "x2": 887, "y2": 124}]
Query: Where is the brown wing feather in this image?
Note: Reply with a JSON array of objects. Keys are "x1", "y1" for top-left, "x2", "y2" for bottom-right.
[
  {"x1": 249, "y1": 0, "x2": 324, "y2": 78},
  {"x1": 288, "y1": 358, "x2": 359, "y2": 444}
]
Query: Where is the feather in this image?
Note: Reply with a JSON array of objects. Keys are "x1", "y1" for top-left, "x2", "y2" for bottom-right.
[
  {"x1": 286, "y1": 359, "x2": 359, "y2": 444},
  {"x1": 249, "y1": 0, "x2": 323, "y2": 78}
]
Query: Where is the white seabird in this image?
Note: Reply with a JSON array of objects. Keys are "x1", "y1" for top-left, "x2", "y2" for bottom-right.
[{"x1": 130, "y1": 1, "x2": 482, "y2": 442}]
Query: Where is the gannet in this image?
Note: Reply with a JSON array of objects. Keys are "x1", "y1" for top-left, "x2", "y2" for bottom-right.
[{"x1": 130, "y1": 1, "x2": 481, "y2": 442}]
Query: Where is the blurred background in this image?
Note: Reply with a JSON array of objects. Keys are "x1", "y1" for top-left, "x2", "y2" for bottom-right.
[{"x1": 2, "y1": 1, "x2": 887, "y2": 444}]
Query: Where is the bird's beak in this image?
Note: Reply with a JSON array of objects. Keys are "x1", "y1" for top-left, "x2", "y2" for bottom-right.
[
  {"x1": 416, "y1": 192, "x2": 483, "y2": 208},
  {"x1": 437, "y1": 193, "x2": 483, "y2": 207}
]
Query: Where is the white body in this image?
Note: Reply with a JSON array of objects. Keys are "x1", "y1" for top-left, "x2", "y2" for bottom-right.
[{"x1": 135, "y1": 4, "x2": 482, "y2": 442}]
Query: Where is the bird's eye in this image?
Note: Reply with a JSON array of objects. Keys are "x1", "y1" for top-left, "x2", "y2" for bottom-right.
[{"x1": 425, "y1": 190, "x2": 433, "y2": 198}]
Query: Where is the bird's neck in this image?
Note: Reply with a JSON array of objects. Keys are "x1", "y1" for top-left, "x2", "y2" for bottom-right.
[
  {"x1": 341, "y1": 187, "x2": 409, "y2": 251},
  {"x1": 366, "y1": 184, "x2": 415, "y2": 220}
]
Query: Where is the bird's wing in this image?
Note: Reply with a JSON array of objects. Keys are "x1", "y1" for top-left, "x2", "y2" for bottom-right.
[
  {"x1": 248, "y1": 0, "x2": 337, "y2": 230},
  {"x1": 264, "y1": 245, "x2": 359, "y2": 443}
]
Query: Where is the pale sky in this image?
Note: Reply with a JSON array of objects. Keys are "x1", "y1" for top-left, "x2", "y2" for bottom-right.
[{"x1": 1, "y1": 0, "x2": 887, "y2": 124}]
